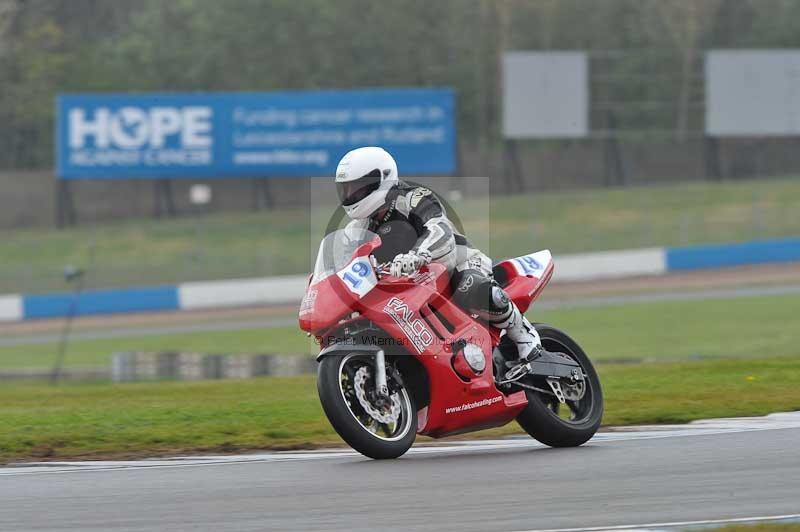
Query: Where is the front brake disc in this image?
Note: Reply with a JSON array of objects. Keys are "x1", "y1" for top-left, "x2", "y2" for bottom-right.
[{"x1": 353, "y1": 366, "x2": 401, "y2": 425}]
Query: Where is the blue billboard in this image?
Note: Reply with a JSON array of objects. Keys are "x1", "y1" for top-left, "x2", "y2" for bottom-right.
[{"x1": 56, "y1": 89, "x2": 456, "y2": 179}]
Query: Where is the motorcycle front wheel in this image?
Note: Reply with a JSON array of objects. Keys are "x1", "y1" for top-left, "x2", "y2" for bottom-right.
[
  {"x1": 515, "y1": 324, "x2": 604, "y2": 447},
  {"x1": 317, "y1": 352, "x2": 417, "y2": 459}
]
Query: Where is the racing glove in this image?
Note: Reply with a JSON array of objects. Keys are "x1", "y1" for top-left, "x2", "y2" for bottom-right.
[{"x1": 389, "y1": 250, "x2": 431, "y2": 277}]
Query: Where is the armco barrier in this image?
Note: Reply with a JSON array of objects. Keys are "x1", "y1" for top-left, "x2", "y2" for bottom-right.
[
  {"x1": 22, "y1": 285, "x2": 179, "y2": 319},
  {"x1": 2, "y1": 237, "x2": 798, "y2": 322},
  {"x1": 666, "y1": 237, "x2": 800, "y2": 271},
  {"x1": 178, "y1": 275, "x2": 309, "y2": 310},
  {"x1": 0, "y1": 294, "x2": 23, "y2": 321},
  {"x1": 556, "y1": 247, "x2": 666, "y2": 281}
]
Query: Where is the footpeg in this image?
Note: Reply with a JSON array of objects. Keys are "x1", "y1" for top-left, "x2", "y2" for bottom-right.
[{"x1": 499, "y1": 361, "x2": 532, "y2": 384}]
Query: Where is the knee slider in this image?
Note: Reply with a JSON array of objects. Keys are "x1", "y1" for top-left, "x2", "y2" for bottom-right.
[
  {"x1": 489, "y1": 284, "x2": 510, "y2": 313},
  {"x1": 469, "y1": 280, "x2": 511, "y2": 322}
]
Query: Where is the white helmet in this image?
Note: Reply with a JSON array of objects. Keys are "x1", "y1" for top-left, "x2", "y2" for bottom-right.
[{"x1": 335, "y1": 147, "x2": 398, "y2": 219}]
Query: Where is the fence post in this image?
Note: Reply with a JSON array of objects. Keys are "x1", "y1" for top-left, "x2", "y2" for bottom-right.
[{"x1": 112, "y1": 352, "x2": 137, "y2": 382}]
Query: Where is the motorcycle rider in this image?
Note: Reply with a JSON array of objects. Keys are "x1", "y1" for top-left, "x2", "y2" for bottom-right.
[{"x1": 335, "y1": 146, "x2": 545, "y2": 364}]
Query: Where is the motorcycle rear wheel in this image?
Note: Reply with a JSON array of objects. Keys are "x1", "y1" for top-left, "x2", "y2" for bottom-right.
[
  {"x1": 317, "y1": 353, "x2": 417, "y2": 459},
  {"x1": 515, "y1": 324, "x2": 604, "y2": 447}
]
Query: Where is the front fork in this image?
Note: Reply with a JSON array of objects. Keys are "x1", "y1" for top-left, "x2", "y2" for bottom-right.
[{"x1": 374, "y1": 349, "x2": 389, "y2": 398}]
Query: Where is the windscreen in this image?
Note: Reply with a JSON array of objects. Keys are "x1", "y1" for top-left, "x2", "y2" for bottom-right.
[{"x1": 311, "y1": 228, "x2": 379, "y2": 284}]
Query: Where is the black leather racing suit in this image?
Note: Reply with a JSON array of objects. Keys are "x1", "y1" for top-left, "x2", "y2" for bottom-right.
[{"x1": 345, "y1": 181, "x2": 513, "y2": 325}]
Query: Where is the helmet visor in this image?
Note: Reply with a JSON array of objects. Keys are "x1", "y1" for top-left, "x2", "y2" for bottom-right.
[{"x1": 336, "y1": 169, "x2": 382, "y2": 206}]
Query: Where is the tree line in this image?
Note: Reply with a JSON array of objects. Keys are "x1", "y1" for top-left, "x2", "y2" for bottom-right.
[{"x1": 2, "y1": 0, "x2": 800, "y2": 169}]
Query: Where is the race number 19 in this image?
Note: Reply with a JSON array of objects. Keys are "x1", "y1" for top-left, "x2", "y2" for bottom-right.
[
  {"x1": 342, "y1": 261, "x2": 371, "y2": 288},
  {"x1": 337, "y1": 257, "x2": 377, "y2": 298}
]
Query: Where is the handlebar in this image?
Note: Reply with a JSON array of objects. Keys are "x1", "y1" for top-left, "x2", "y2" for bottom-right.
[{"x1": 374, "y1": 259, "x2": 392, "y2": 277}]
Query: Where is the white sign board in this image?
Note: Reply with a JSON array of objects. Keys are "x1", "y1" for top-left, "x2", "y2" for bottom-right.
[
  {"x1": 502, "y1": 51, "x2": 588, "y2": 138},
  {"x1": 706, "y1": 50, "x2": 800, "y2": 136}
]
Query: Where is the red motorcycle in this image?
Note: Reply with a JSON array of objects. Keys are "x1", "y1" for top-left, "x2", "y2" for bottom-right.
[{"x1": 300, "y1": 228, "x2": 603, "y2": 459}]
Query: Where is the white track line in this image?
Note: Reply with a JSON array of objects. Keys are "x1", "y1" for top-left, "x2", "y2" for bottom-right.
[
  {"x1": 511, "y1": 513, "x2": 800, "y2": 532},
  {"x1": 2, "y1": 411, "x2": 799, "y2": 476}
]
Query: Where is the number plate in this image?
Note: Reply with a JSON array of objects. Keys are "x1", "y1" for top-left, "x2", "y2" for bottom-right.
[
  {"x1": 337, "y1": 257, "x2": 378, "y2": 298},
  {"x1": 512, "y1": 250, "x2": 552, "y2": 276}
]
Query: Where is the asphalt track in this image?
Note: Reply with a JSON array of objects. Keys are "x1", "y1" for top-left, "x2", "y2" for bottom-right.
[{"x1": 2, "y1": 413, "x2": 799, "y2": 532}]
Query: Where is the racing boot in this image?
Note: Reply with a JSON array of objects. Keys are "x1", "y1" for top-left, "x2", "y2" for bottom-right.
[
  {"x1": 491, "y1": 303, "x2": 546, "y2": 383},
  {"x1": 493, "y1": 303, "x2": 543, "y2": 363}
]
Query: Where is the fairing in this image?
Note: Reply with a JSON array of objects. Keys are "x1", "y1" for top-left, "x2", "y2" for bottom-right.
[
  {"x1": 299, "y1": 238, "x2": 556, "y2": 438},
  {"x1": 493, "y1": 250, "x2": 554, "y2": 313}
]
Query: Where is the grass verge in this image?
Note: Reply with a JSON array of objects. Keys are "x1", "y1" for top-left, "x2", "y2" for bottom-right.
[
  {"x1": 3, "y1": 293, "x2": 799, "y2": 370},
  {"x1": 1, "y1": 356, "x2": 798, "y2": 463},
  {"x1": 3, "y1": 176, "x2": 800, "y2": 293}
]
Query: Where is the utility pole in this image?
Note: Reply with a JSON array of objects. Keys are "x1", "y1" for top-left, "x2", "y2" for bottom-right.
[{"x1": 51, "y1": 266, "x2": 85, "y2": 384}]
